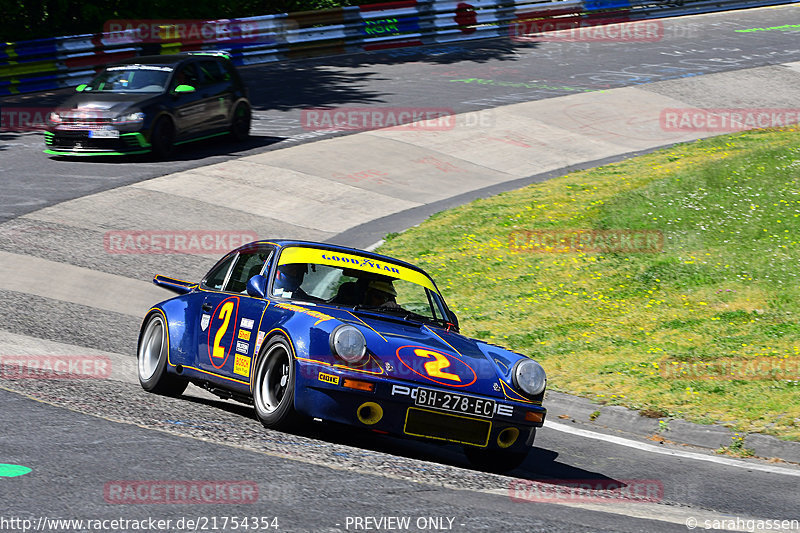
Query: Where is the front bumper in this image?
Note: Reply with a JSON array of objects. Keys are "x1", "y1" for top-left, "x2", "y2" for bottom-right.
[
  {"x1": 44, "y1": 130, "x2": 151, "y2": 156},
  {"x1": 295, "y1": 361, "x2": 546, "y2": 452}
]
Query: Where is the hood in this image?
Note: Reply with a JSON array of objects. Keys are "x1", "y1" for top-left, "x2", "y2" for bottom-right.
[
  {"x1": 321, "y1": 306, "x2": 524, "y2": 399},
  {"x1": 57, "y1": 92, "x2": 157, "y2": 118}
]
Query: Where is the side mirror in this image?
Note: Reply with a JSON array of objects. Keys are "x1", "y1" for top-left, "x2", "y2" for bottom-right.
[
  {"x1": 246, "y1": 275, "x2": 268, "y2": 298},
  {"x1": 173, "y1": 84, "x2": 196, "y2": 94},
  {"x1": 75, "y1": 84, "x2": 88, "y2": 92},
  {"x1": 446, "y1": 309, "x2": 459, "y2": 331}
]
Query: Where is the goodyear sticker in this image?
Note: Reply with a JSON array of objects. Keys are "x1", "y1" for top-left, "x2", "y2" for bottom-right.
[
  {"x1": 236, "y1": 340, "x2": 249, "y2": 354},
  {"x1": 318, "y1": 372, "x2": 339, "y2": 385},
  {"x1": 238, "y1": 329, "x2": 251, "y2": 341},
  {"x1": 240, "y1": 317, "x2": 254, "y2": 330},
  {"x1": 234, "y1": 353, "x2": 251, "y2": 377},
  {"x1": 278, "y1": 246, "x2": 436, "y2": 291}
]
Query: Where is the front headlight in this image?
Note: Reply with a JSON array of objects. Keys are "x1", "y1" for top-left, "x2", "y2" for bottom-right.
[
  {"x1": 112, "y1": 112, "x2": 145, "y2": 124},
  {"x1": 47, "y1": 112, "x2": 63, "y2": 125},
  {"x1": 329, "y1": 324, "x2": 367, "y2": 364},
  {"x1": 512, "y1": 359, "x2": 547, "y2": 397}
]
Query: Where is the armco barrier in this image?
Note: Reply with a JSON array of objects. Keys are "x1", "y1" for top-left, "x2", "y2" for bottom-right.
[{"x1": 1, "y1": 0, "x2": 798, "y2": 96}]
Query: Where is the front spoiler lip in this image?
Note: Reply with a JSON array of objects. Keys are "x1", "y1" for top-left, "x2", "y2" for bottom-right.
[{"x1": 44, "y1": 148, "x2": 150, "y2": 156}]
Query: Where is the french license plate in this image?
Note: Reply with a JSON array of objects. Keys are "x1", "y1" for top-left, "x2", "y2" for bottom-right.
[
  {"x1": 415, "y1": 387, "x2": 495, "y2": 418},
  {"x1": 89, "y1": 129, "x2": 119, "y2": 138}
]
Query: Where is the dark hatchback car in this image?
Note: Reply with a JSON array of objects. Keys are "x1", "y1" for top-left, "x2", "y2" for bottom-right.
[{"x1": 44, "y1": 52, "x2": 251, "y2": 158}]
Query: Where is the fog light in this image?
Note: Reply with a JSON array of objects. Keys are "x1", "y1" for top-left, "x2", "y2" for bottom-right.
[
  {"x1": 357, "y1": 402, "x2": 383, "y2": 425},
  {"x1": 497, "y1": 427, "x2": 520, "y2": 448}
]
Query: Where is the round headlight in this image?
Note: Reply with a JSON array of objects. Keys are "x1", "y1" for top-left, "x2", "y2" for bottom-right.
[
  {"x1": 330, "y1": 325, "x2": 367, "y2": 364},
  {"x1": 512, "y1": 359, "x2": 547, "y2": 397}
]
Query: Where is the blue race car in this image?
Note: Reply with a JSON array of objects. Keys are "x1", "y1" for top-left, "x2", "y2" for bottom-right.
[{"x1": 137, "y1": 240, "x2": 547, "y2": 471}]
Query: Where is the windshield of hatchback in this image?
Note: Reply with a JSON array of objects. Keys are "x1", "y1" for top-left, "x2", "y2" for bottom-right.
[
  {"x1": 84, "y1": 65, "x2": 173, "y2": 93},
  {"x1": 273, "y1": 247, "x2": 449, "y2": 323}
]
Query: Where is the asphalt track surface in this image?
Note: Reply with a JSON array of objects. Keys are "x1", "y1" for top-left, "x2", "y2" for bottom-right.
[
  {"x1": 3, "y1": 5, "x2": 800, "y2": 223},
  {"x1": 2, "y1": 6, "x2": 800, "y2": 533}
]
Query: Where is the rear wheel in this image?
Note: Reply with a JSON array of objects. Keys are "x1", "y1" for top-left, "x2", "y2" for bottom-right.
[
  {"x1": 137, "y1": 313, "x2": 187, "y2": 396},
  {"x1": 230, "y1": 103, "x2": 251, "y2": 142},
  {"x1": 151, "y1": 117, "x2": 175, "y2": 159},
  {"x1": 253, "y1": 336, "x2": 297, "y2": 429}
]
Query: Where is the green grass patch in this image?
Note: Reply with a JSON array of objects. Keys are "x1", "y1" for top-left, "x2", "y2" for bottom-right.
[{"x1": 378, "y1": 127, "x2": 800, "y2": 440}]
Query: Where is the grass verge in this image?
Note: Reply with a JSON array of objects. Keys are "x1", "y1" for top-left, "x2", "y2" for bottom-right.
[{"x1": 377, "y1": 127, "x2": 800, "y2": 441}]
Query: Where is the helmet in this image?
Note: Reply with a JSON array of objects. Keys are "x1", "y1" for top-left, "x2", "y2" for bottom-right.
[{"x1": 367, "y1": 279, "x2": 397, "y2": 298}]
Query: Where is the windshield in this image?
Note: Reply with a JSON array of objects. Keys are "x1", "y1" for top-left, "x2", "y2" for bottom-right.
[
  {"x1": 272, "y1": 247, "x2": 449, "y2": 323},
  {"x1": 84, "y1": 65, "x2": 172, "y2": 93}
]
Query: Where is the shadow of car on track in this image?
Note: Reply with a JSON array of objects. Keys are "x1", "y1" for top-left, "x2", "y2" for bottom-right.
[{"x1": 177, "y1": 391, "x2": 617, "y2": 484}]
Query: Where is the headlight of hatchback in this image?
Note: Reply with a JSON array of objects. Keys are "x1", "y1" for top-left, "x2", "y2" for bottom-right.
[
  {"x1": 329, "y1": 324, "x2": 367, "y2": 364},
  {"x1": 112, "y1": 112, "x2": 145, "y2": 125},
  {"x1": 512, "y1": 359, "x2": 547, "y2": 397}
]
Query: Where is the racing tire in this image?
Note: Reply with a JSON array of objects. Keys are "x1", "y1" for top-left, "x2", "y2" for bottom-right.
[
  {"x1": 151, "y1": 117, "x2": 175, "y2": 159},
  {"x1": 229, "y1": 103, "x2": 251, "y2": 142},
  {"x1": 253, "y1": 336, "x2": 298, "y2": 430},
  {"x1": 463, "y1": 446, "x2": 530, "y2": 473},
  {"x1": 137, "y1": 313, "x2": 188, "y2": 396}
]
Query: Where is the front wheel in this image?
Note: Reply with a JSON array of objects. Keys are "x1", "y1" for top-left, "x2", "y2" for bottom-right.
[
  {"x1": 253, "y1": 336, "x2": 297, "y2": 429},
  {"x1": 150, "y1": 117, "x2": 175, "y2": 159},
  {"x1": 137, "y1": 313, "x2": 187, "y2": 396}
]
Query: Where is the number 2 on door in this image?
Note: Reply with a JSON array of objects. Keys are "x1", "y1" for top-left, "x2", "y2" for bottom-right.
[{"x1": 212, "y1": 301, "x2": 234, "y2": 358}]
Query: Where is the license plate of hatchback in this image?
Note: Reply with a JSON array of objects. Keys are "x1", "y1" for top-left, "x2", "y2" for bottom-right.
[{"x1": 89, "y1": 129, "x2": 119, "y2": 138}]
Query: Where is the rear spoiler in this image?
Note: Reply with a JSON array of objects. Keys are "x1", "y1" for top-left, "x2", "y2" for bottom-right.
[{"x1": 153, "y1": 275, "x2": 197, "y2": 295}]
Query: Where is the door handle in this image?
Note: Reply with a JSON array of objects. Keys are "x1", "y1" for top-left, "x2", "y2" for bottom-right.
[{"x1": 202, "y1": 303, "x2": 212, "y2": 312}]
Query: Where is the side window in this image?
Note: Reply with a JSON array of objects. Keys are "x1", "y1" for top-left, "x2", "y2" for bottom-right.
[
  {"x1": 225, "y1": 249, "x2": 273, "y2": 294},
  {"x1": 203, "y1": 254, "x2": 235, "y2": 290},
  {"x1": 171, "y1": 63, "x2": 200, "y2": 90},
  {"x1": 198, "y1": 60, "x2": 229, "y2": 86}
]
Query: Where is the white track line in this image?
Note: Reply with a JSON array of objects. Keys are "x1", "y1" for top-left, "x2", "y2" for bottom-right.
[{"x1": 545, "y1": 421, "x2": 800, "y2": 476}]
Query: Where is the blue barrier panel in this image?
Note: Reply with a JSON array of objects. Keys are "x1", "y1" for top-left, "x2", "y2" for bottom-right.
[
  {"x1": 584, "y1": 0, "x2": 631, "y2": 10},
  {"x1": 0, "y1": 39, "x2": 59, "y2": 63},
  {"x1": 0, "y1": 77, "x2": 60, "y2": 96}
]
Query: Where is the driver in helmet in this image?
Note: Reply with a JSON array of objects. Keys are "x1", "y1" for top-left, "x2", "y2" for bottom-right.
[
  {"x1": 273, "y1": 263, "x2": 310, "y2": 300},
  {"x1": 364, "y1": 279, "x2": 401, "y2": 309}
]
